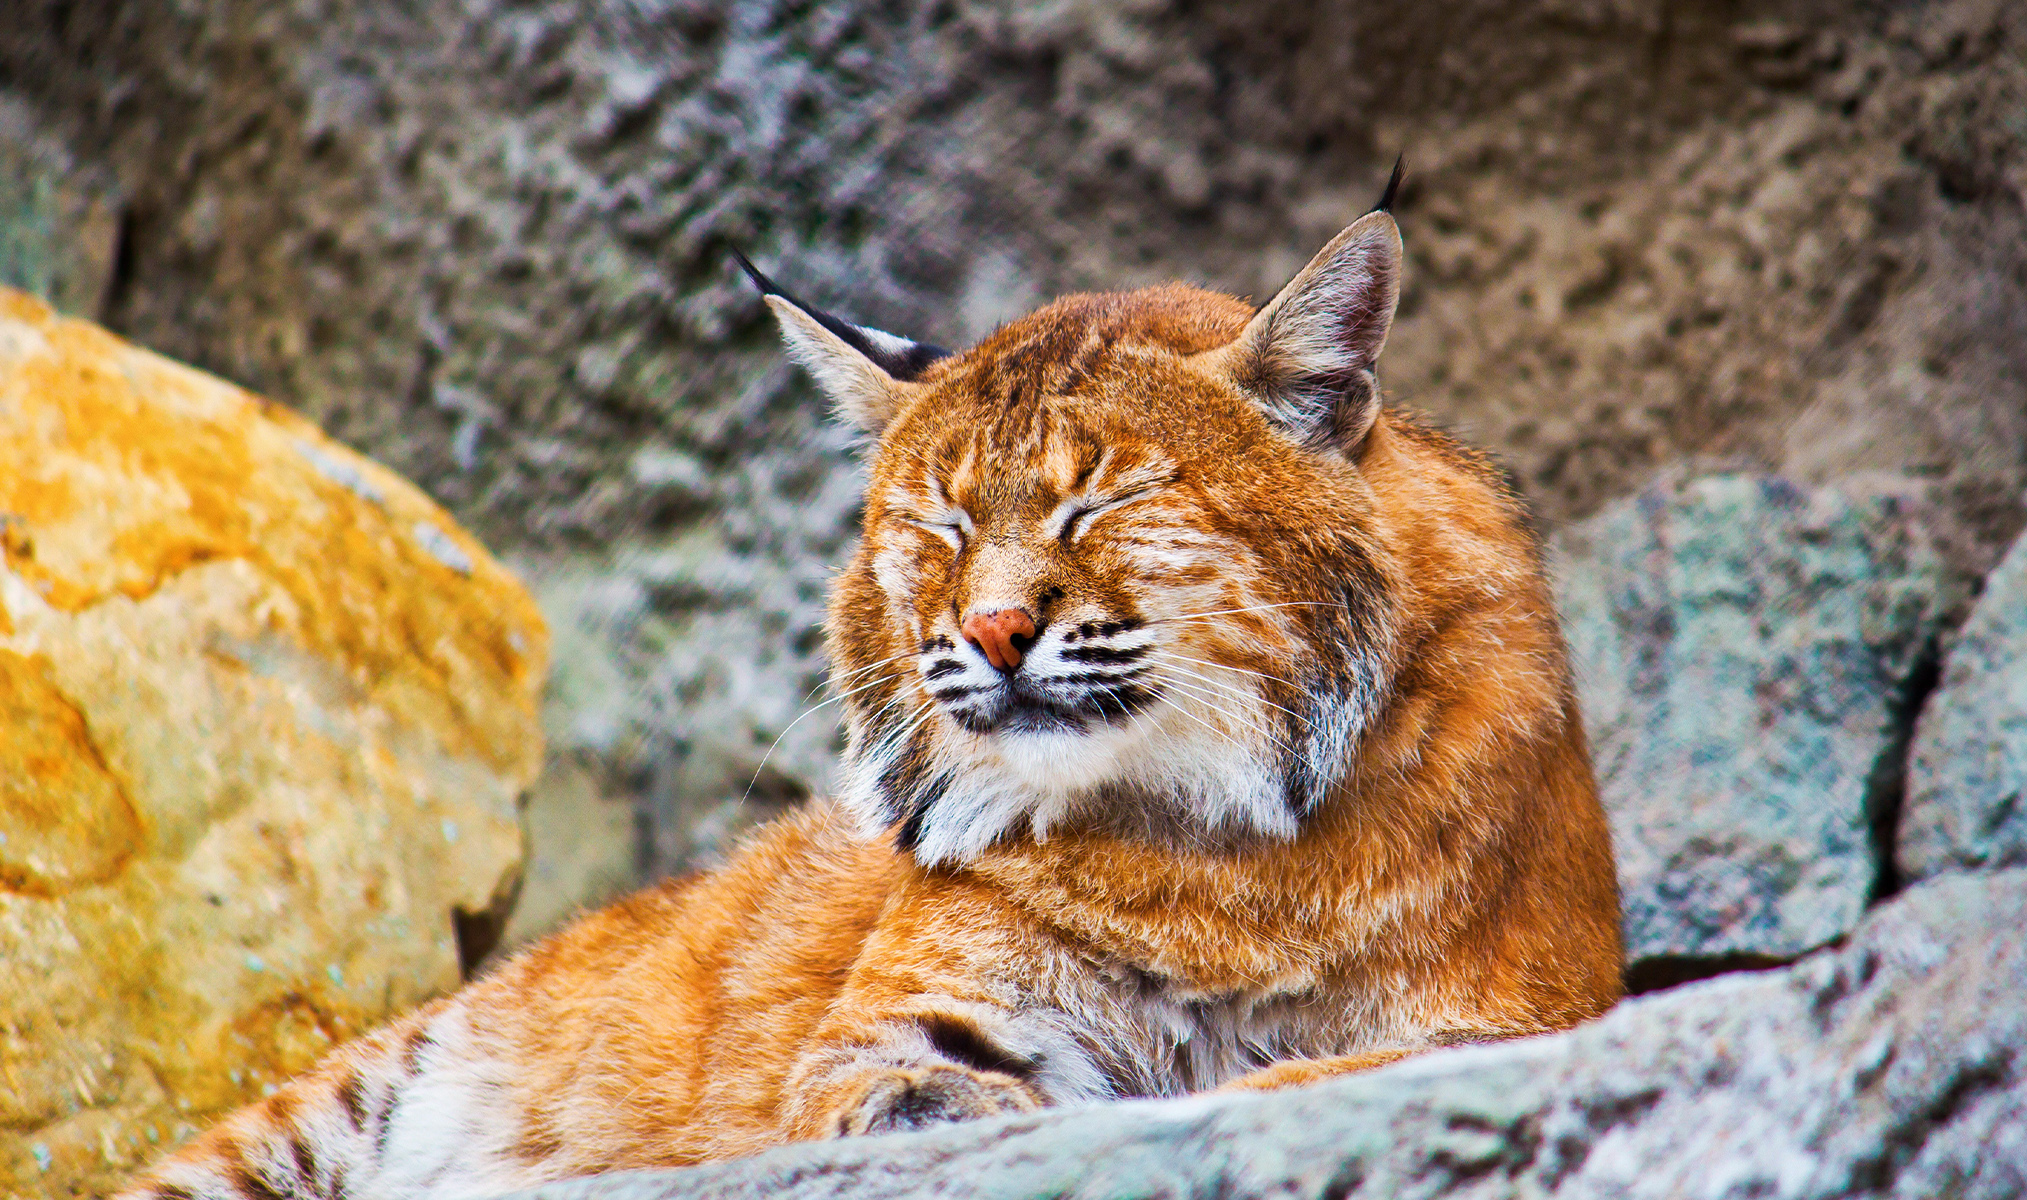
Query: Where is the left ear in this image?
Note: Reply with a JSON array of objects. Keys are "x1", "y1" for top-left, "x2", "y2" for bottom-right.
[
  {"x1": 732, "y1": 248, "x2": 949, "y2": 435},
  {"x1": 1203, "y1": 207, "x2": 1402, "y2": 452}
]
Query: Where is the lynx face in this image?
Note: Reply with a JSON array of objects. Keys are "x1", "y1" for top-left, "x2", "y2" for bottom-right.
[{"x1": 747, "y1": 209, "x2": 1409, "y2": 864}]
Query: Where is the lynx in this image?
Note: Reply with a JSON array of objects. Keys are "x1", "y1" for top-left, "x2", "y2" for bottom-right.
[{"x1": 124, "y1": 170, "x2": 1622, "y2": 1198}]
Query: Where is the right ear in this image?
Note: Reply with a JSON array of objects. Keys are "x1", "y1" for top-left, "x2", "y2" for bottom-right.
[
  {"x1": 1197, "y1": 164, "x2": 1404, "y2": 453},
  {"x1": 733, "y1": 248, "x2": 948, "y2": 435}
]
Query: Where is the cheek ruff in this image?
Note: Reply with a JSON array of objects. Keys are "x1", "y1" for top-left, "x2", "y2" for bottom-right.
[{"x1": 837, "y1": 598, "x2": 1389, "y2": 865}]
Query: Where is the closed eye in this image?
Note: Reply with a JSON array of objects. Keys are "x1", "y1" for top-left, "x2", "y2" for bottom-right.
[
  {"x1": 907, "y1": 510, "x2": 973, "y2": 550},
  {"x1": 1056, "y1": 489, "x2": 1157, "y2": 543},
  {"x1": 897, "y1": 474, "x2": 975, "y2": 550}
]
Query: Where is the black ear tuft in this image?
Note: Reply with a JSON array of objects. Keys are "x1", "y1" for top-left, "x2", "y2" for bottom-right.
[
  {"x1": 729, "y1": 244, "x2": 950, "y2": 382},
  {"x1": 1372, "y1": 156, "x2": 1405, "y2": 214},
  {"x1": 729, "y1": 244, "x2": 781, "y2": 296}
]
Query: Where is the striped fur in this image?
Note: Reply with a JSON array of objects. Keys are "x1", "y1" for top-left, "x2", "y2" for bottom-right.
[{"x1": 121, "y1": 210, "x2": 1622, "y2": 1197}]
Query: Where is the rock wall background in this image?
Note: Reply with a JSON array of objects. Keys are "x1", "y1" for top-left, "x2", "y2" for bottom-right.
[
  {"x1": 3, "y1": 0, "x2": 2027, "y2": 1194},
  {"x1": 5, "y1": 0, "x2": 2024, "y2": 914}
]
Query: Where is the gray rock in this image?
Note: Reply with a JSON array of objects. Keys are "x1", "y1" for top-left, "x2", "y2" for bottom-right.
[
  {"x1": 1552, "y1": 475, "x2": 1955, "y2": 965},
  {"x1": 1901, "y1": 528, "x2": 2027, "y2": 880},
  {"x1": 505, "y1": 867, "x2": 2027, "y2": 1200},
  {"x1": 0, "y1": 94, "x2": 120, "y2": 319}
]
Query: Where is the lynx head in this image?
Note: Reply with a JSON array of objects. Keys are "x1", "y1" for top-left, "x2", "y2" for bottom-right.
[{"x1": 750, "y1": 189, "x2": 1412, "y2": 865}]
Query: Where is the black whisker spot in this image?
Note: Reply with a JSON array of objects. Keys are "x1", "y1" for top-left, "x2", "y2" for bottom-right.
[
  {"x1": 923, "y1": 659, "x2": 964, "y2": 680},
  {"x1": 1053, "y1": 670, "x2": 1143, "y2": 686},
  {"x1": 954, "y1": 710, "x2": 999, "y2": 734},
  {"x1": 1096, "y1": 683, "x2": 1160, "y2": 716},
  {"x1": 1060, "y1": 645, "x2": 1145, "y2": 664}
]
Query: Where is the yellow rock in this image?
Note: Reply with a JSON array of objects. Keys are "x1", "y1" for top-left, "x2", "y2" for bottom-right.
[{"x1": 0, "y1": 288, "x2": 548, "y2": 1197}]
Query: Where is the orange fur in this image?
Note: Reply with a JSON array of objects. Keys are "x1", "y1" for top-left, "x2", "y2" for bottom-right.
[{"x1": 124, "y1": 210, "x2": 1620, "y2": 1199}]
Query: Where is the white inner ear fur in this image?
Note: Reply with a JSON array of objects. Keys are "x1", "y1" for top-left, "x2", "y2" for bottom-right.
[
  {"x1": 1195, "y1": 210, "x2": 1403, "y2": 449},
  {"x1": 764, "y1": 295, "x2": 918, "y2": 434}
]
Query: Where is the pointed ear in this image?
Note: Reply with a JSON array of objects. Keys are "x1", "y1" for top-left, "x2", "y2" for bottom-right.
[
  {"x1": 733, "y1": 249, "x2": 948, "y2": 435},
  {"x1": 764, "y1": 296, "x2": 917, "y2": 433},
  {"x1": 1205, "y1": 209, "x2": 1402, "y2": 451}
]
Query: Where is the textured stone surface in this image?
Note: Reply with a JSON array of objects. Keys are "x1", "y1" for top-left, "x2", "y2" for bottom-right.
[
  {"x1": 1553, "y1": 475, "x2": 1955, "y2": 966},
  {"x1": 1901, "y1": 528, "x2": 2027, "y2": 880},
  {"x1": 508, "y1": 867, "x2": 2027, "y2": 1200},
  {"x1": 5, "y1": 0, "x2": 2025, "y2": 900},
  {"x1": 0, "y1": 95, "x2": 119, "y2": 321},
  {"x1": 0, "y1": 289, "x2": 547, "y2": 1196}
]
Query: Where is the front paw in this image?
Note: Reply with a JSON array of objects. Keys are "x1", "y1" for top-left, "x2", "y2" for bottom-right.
[{"x1": 836, "y1": 1064, "x2": 1039, "y2": 1136}]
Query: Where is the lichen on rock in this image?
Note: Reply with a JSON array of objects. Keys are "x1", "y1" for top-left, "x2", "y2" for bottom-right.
[
  {"x1": 1900, "y1": 527, "x2": 2027, "y2": 880},
  {"x1": 0, "y1": 288, "x2": 548, "y2": 1196},
  {"x1": 1553, "y1": 474, "x2": 1957, "y2": 968}
]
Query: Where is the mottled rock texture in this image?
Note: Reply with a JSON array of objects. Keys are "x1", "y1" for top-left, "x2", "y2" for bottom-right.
[
  {"x1": 5, "y1": 0, "x2": 2025, "y2": 896},
  {"x1": 511, "y1": 867, "x2": 2027, "y2": 1200},
  {"x1": 0, "y1": 289, "x2": 547, "y2": 1197},
  {"x1": 0, "y1": 95, "x2": 117, "y2": 320},
  {"x1": 1901, "y1": 528, "x2": 2027, "y2": 880},
  {"x1": 1554, "y1": 474, "x2": 1955, "y2": 967}
]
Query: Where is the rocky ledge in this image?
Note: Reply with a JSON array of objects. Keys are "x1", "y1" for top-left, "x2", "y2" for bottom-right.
[{"x1": 516, "y1": 866, "x2": 2026, "y2": 1200}]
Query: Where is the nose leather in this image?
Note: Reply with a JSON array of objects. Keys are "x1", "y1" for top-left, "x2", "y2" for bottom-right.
[{"x1": 960, "y1": 608, "x2": 1037, "y2": 672}]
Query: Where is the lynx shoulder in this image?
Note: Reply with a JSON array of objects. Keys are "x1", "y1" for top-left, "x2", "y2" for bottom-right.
[{"x1": 124, "y1": 189, "x2": 1622, "y2": 1198}]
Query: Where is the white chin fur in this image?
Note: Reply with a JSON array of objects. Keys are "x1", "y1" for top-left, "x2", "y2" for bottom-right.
[
  {"x1": 842, "y1": 695, "x2": 1301, "y2": 867},
  {"x1": 987, "y1": 722, "x2": 1145, "y2": 795}
]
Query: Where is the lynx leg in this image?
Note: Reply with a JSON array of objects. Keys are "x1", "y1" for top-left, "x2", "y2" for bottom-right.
[
  {"x1": 118, "y1": 1001, "x2": 542, "y2": 1200},
  {"x1": 1217, "y1": 1048, "x2": 1417, "y2": 1093}
]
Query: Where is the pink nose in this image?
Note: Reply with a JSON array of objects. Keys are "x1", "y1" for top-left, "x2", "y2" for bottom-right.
[{"x1": 960, "y1": 608, "x2": 1037, "y2": 672}]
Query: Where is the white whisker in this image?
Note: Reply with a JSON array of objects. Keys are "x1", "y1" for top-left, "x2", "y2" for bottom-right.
[
  {"x1": 809, "y1": 651, "x2": 916, "y2": 701},
  {"x1": 1155, "y1": 674, "x2": 1302, "y2": 758},
  {"x1": 743, "y1": 672, "x2": 902, "y2": 804},
  {"x1": 1153, "y1": 657, "x2": 1315, "y2": 732},
  {"x1": 1159, "y1": 601, "x2": 1348, "y2": 622},
  {"x1": 1159, "y1": 652, "x2": 1313, "y2": 708},
  {"x1": 876, "y1": 702, "x2": 940, "y2": 760},
  {"x1": 1154, "y1": 684, "x2": 1290, "y2": 762}
]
